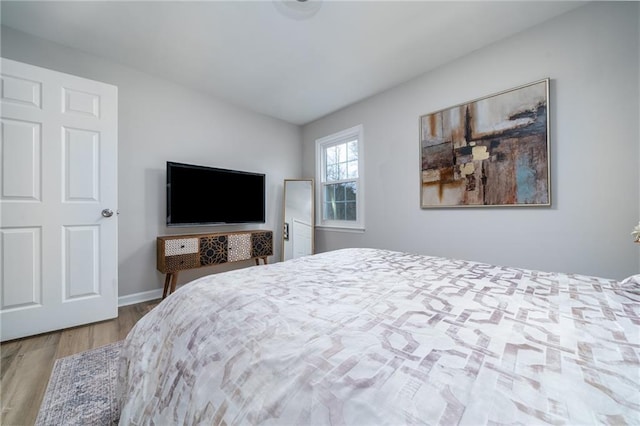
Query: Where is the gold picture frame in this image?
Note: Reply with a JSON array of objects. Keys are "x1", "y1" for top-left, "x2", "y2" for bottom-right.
[{"x1": 420, "y1": 79, "x2": 550, "y2": 208}]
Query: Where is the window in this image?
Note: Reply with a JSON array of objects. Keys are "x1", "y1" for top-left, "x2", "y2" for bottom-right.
[{"x1": 315, "y1": 125, "x2": 364, "y2": 230}]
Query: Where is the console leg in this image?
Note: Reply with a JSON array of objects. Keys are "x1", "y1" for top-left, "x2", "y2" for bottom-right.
[
  {"x1": 169, "y1": 272, "x2": 179, "y2": 295},
  {"x1": 162, "y1": 274, "x2": 171, "y2": 299}
]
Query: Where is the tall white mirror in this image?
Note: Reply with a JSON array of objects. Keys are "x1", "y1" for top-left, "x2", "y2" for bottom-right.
[{"x1": 282, "y1": 179, "x2": 314, "y2": 261}]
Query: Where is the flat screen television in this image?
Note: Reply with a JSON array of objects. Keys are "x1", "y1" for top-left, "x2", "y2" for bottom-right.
[{"x1": 166, "y1": 161, "x2": 266, "y2": 226}]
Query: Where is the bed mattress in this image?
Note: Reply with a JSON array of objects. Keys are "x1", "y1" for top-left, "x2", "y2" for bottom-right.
[{"x1": 118, "y1": 248, "x2": 639, "y2": 425}]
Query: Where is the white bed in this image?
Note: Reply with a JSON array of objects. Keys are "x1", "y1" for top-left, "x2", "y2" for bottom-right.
[{"x1": 118, "y1": 248, "x2": 640, "y2": 425}]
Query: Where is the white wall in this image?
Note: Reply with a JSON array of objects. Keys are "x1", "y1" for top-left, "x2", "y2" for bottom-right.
[
  {"x1": 302, "y1": 2, "x2": 640, "y2": 280},
  {"x1": 1, "y1": 26, "x2": 302, "y2": 297}
]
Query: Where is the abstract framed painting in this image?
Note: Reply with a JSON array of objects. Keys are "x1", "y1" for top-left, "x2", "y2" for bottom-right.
[{"x1": 419, "y1": 79, "x2": 550, "y2": 208}]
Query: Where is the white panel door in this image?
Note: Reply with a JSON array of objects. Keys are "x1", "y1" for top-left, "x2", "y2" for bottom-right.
[{"x1": 0, "y1": 58, "x2": 118, "y2": 341}]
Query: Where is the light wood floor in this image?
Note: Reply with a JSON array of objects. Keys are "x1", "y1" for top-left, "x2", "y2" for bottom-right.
[{"x1": 0, "y1": 299, "x2": 160, "y2": 426}]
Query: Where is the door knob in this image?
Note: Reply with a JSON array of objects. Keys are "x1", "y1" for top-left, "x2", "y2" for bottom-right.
[{"x1": 101, "y1": 209, "x2": 114, "y2": 218}]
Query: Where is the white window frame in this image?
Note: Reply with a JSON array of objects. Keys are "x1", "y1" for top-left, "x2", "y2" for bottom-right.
[{"x1": 315, "y1": 124, "x2": 365, "y2": 232}]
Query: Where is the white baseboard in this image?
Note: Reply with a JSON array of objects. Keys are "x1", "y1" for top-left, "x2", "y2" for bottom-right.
[{"x1": 118, "y1": 289, "x2": 163, "y2": 307}]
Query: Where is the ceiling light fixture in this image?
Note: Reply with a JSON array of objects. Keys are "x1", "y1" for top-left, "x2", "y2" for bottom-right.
[{"x1": 273, "y1": 0, "x2": 322, "y2": 20}]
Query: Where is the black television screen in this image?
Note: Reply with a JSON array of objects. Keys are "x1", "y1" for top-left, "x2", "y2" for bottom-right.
[{"x1": 166, "y1": 162, "x2": 266, "y2": 226}]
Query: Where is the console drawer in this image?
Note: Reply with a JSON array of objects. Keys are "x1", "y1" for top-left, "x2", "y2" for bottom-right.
[
  {"x1": 164, "y1": 253, "x2": 199, "y2": 272},
  {"x1": 165, "y1": 238, "x2": 198, "y2": 256}
]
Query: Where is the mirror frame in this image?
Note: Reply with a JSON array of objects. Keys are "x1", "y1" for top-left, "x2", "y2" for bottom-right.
[{"x1": 282, "y1": 179, "x2": 315, "y2": 262}]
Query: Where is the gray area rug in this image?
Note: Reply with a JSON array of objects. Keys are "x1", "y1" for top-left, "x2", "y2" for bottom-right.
[{"x1": 35, "y1": 341, "x2": 122, "y2": 426}]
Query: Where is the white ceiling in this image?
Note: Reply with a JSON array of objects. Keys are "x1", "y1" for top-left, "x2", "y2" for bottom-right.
[{"x1": 1, "y1": 1, "x2": 585, "y2": 125}]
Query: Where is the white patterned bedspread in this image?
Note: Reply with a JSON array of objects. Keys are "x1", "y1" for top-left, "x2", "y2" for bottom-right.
[{"x1": 118, "y1": 248, "x2": 640, "y2": 425}]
